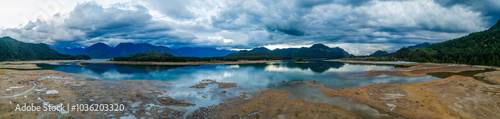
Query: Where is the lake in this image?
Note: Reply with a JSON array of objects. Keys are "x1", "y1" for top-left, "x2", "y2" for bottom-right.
[{"x1": 35, "y1": 60, "x2": 439, "y2": 117}]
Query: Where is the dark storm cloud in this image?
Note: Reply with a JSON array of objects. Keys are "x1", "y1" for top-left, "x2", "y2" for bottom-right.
[
  {"x1": 0, "y1": 1, "x2": 188, "y2": 47},
  {"x1": 266, "y1": 25, "x2": 306, "y2": 36},
  {"x1": 142, "y1": 0, "x2": 195, "y2": 19},
  {"x1": 207, "y1": 0, "x2": 487, "y2": 47},
  {"x1": 63, "y1": 2, "x2": 176, "y2": 44},
  {"x1": 434, "y1": 0, "x2": 500, "y2": 26},
  {"x1": 1, "y1": 0, "x2": 497, "y2": 55}
]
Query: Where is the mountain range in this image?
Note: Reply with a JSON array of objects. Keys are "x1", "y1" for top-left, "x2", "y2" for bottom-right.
[
  {"x1": 173, "y1": 47, "x2": 236, "y2": 57},
  {"x1": 365, "y1": 42, "x2": 431, "y2": 56},
  {"x1": 244, "y1": 43, "x2": 351, "y2": 59},
  {"x1": 408, "y1": 42, "x2": 431, "y2": 49},
  {"x1": 370, "y1": 50, "x2": 389, "y2": 56},
  {"x1": 225, "y1": 51, "x2": 291, "y2": 60},
  {"x1": 0, "y1": 37, "x2": 90, "y2": 61},
  {"x1": 52, "y1": 43, "x2": 237, "y2": 59},
  {"x1": 51, "y1": 43, "x2": 179, "y2": 59}
]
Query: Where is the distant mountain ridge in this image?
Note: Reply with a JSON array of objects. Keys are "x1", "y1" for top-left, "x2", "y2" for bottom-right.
[
  {"x1": 173, "y1": 47, "x2": 236, "y2": 57},
  {"x1": 408, "y1": 42, "x2": 431, "y2": 49},
  {"x1": 244, "y1": 43, "x2": 350, "y2": 59},
  {"x1": 370, "y1": 50, "x2": 389, "y2": 56},
  {"x1": 0, "y1": 37, "x2": 90, "y2": 61},
  {"x1": 52, "y1": 43, "x2": 179, "y2": 59},
  {"x1": 225, "y1": 51, "x2": 291, "y2": 60},
  {"x1": 490, "y1": 20, "x2": 500, "y2": 30}
]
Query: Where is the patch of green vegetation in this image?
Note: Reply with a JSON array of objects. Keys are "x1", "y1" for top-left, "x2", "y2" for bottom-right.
[{"x1": 428, "y1": 68, "x2": 497, "y2": 85}]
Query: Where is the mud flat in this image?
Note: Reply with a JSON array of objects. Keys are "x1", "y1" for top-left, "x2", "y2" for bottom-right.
[
  {"x1": 0, "y1": 64, "x2": 40, "y2": 69},
  {"x1": 1, "y1": 63, "x2": 358, "y2": 119},
  {"x1": 0, "y1": 68, "x2": 184, "y2": 118},
  {"x1": 87, "y1": 60, "x2": 281, "y2": 66},
  {"x1": 475, "y1": 71, "x2": 500, "y2": 84},
  {"x1": 333, "y1": 60, "x2": 489, "y2": 77},
  {"x1": 1, "y1": 60, "x2": 89, "y2": 64},
  {"x1": 188, "y1": 89, "x2": 360, "y2": 119},
  {"x1": 2, "y1": 60, "x2": 499, "y2": 118},
  {"x1": 305, "y1": 62, "x2": 500, "y2": 118}
]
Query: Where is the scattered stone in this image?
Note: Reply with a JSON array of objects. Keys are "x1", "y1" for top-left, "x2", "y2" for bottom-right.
[
  {"x1": 46, "y1": 90, "x2": 59, "y2": 95},
  {"x1": 158, "y1": 98, "x2": 195, "y2": 107}
]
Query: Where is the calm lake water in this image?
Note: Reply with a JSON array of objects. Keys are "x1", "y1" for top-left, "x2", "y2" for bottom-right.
[
  {"x1": 35, "y1": 60, "x2": 439, "y2": 117},
  {"x1": 37, "y1": 60, "x2": 438, "y2": 89}
]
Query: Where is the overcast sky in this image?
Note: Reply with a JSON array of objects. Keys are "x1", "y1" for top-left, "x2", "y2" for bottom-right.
[{"x1": 0, "y1": 0, "x2": 499, "y2": 55}]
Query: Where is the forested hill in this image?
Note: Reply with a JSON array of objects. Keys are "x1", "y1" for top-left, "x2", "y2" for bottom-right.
[
  {"x1": 489, "y1": 20, "x2": 500, "y2": 30},
  {"x1": 246, "y1": 43, "x2": 351, "y2": 59},
  {"x1": 408, "y1": 42, "x2": 430, "y2": 49},
  {"x1": 394, "y1": 20, "x2": 500, "y2": 66},
  {"x1": 0, "y1": 37, "x2": 90, "y2": 61},
  {"x1": 370, "y1": 50, "x2": 389, "y2": 56}
]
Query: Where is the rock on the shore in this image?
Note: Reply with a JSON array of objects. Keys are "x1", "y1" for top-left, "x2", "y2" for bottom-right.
[{"x1": 46, "y1": 90, "x2": 59, "y2": 95}]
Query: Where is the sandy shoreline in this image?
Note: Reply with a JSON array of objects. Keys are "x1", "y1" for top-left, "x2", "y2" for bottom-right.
[
  {"x1": 1, "y1": 60, "x2": 499, "y2": 118},
  {"x1": 331, "y1": 59, "x2": 499, "y2": 77},
  {"x1": 1, "y1": 60, "x2": 90, "y2": 64},
  {"x1": 307, "y1": 60, "x2": 500, "y2": 118},
  {"x1": 87, "y1": 60, "x2": 282, "y2": 65},
  {"x1": 0, "y1": 67, "x2": 359, "y2": 118},
  {"x1": 307, "y1": 73, "x2": 500, "y2": 118}
]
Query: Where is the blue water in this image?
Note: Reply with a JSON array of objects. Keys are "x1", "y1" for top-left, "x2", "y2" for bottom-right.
[
  {"x1": 32, "y1": 60, "x2": 439, "y2": 117},
  {"x1": 36, "y1": 60, "x2": 439, "y2": 89}
]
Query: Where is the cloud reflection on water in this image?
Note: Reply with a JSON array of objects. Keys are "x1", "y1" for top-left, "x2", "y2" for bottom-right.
[{"x1": 38, "y1": 60, "x2": 440, "y2": 116}]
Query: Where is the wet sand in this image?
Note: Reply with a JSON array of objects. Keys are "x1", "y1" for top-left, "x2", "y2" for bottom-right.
[
  {"x1": 306, "y1": 61, "x2": 500, "y2": 118},
  {"x1": 0, "y1": 64, "x2": 40, "y2": 69},
  {"x1": 1, "y1": 60, "x2": 499, "y2": 118},
  {"x1": 332, "y1": 60, "x2": 486, "y2": 77},
  {"x1": 1, "y1": 60, "x2": 89, "y2": 64},
  {"x1": 89, "y1": 60, "x2": 282, "y2": 66},
  {"x1": 0, "y1": 68, "x2": 184, "y2": 118},
  {"x1": 308, "y1": 74, "x2": 500, "y2": 118},
  {"x1": 188, "y1": 89, "x2": 360, "y2": 119},
  {"x1": 0, "y1": 64, "x2": 357, "y2": 118},
  {"x1": 189, "y1": 79, "x2": 238, "y2": 89},
  {"x1": 475, "y1": 71, "x2": 500, "y2": 84}
]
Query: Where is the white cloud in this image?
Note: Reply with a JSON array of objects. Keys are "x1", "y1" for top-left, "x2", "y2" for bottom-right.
[
  {"x1": 0, "y1": 0, "x2": 496, "y2": 55},
  {"x1": 326, "y1": 43, "x2": 411, "y2": 55},
  {"x1": 356, "y1": 0, "x2": 485, "y2": 32}
]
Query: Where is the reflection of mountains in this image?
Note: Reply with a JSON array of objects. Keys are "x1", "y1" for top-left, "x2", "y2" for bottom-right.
[
  {"x1": 295, "y1": 61, "x2": 344, "y2": 73},
  {"x1": 39, "y1": 63, "x2": 189, "y2": 74},
  {"x1": 85, "y1": 64, "x2": 188, "y2": 74},
  {"x1": 239, "y1": 60, "x2": 345, "y2": 73},
  {"x1": 36, "y1": 63, "x2": 63, "y2": 70},
  {"x1": 38, "y1": 60, "x2": 344, "y2": 74}
]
